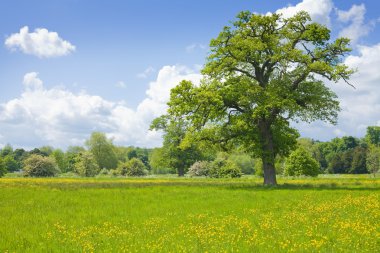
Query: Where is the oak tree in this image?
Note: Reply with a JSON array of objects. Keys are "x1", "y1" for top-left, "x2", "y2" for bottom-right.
[{"x1": 165, "y1": 11, "x2": 353, "y2": 185}]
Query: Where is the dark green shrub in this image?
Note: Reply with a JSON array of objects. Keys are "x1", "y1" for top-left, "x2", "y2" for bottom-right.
[
  {"x1": 284, "y1": 147, "x2": 320, "y2": 177},
  {"x1": 119, "y1": 158, "x2": 147, "y2": 177}
]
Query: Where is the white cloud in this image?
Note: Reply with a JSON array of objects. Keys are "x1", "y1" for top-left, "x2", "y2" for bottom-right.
[
  {"x1": 297, "y1": 43, "x2": 380, "y2": 140},
  {"x1": 115, "y1": 81, "x2": 127, "y2": 88},
  {"x1": 137, "y1": 67, "x2": 156, "y2": 79},
  {"x1": 23, "y1": 72, "x2": 43, "y2": 91},
  {"x1": 5, "y1": 26, "x2": 75, "y2": 58},
  {"x1": 276, "y1": 0, "x2": 334, "y2": 26},
  {"x1": 186, "y1": 43, "x2": 206, "y2": 53},
  {"x1": 0, "y1": 66, "x2": 202, "y2": 149},
  {"x1": 337, "y1": 4, "x2": 372, "y2": 44}
]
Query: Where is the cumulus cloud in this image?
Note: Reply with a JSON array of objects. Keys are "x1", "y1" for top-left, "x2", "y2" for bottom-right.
[
  {"x1": 276, "y1": 0, "x2": 334, "y2": 26},
  {"x1": 5, "y1": 26, "x2": 75, "y2": 58},
  {"x1": 297, "y1": 43, "x2": 380, "y2": 140},
  {"x1": 0, "y1": 66, "x2": 201, "y2": 149},
  {"x1": 337, "y1": 4, "x2": 372, "y2": 44}
]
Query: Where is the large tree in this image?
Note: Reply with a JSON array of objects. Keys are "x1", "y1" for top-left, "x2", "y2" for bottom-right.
[{"x1": 165, "y1": 11, "x2": 353, "y2": 185}]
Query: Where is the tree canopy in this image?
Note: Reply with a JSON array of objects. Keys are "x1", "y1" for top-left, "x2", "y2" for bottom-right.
[{"x1": 164, "y1": 11, "x2": 353, "y2": 185}]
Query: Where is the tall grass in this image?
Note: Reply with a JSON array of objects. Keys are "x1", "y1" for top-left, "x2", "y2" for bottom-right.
[{"x1": 0, "y1": 177, "x2": 379, "y2": 252}]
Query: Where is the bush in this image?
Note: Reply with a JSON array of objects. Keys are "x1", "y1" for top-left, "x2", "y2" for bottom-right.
[
  {"x1": 74, "y1": 152, "x2": 100, "y2": 177},
  {"x1": 219, "y1": 160, "x2": 242, "y2": 178},
  {"x1": 188, "y1": 161, "x2": 211, "y2": 177},
  {"x1": 209, "y1": 153, "x2": 242, "y2": 178},
  {"x1": 284, "y1": 147, "x2": 320, "y2": 177},
  {"x1": 118, "y1": 158, "x2": 147, "y2": 177},
  {"x1": 23, "y1": 154, "x2": 60, "y2": 177}
]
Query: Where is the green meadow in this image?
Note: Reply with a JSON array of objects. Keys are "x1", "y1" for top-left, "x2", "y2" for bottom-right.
[{"x1": 0, "y1": 176, "x2": 379, "y2": 252}]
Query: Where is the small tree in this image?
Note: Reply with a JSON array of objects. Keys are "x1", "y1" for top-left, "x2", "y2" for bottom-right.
[
  {"x1": 74, "y1": 152, "x2": 100, "y2": 177},
  {"x1": 23, "y1": 154, "x2": 60, "y2": 177},
  {"x1": 284, "y1": 148, "x2": 320, "y2": 177},
  {"x1": 367, "y1": 146, "x2": 380, "y2": 177},
  {"x1": 0, "y1": 157, "x2": 7, "y2": 177}
]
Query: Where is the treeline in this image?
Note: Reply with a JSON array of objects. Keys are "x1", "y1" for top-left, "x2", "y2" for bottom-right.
[{"x1": 1, "y1": 127, "x2": 380, "y2": 178}]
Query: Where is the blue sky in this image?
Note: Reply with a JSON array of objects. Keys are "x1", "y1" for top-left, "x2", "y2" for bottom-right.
[{"x1": 1, "y1": 0, "x2": 380, "y2": 150}]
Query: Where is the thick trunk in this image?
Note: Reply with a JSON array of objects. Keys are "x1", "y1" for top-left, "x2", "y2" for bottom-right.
[
  {"x1": 263, "y1": 160, "x2": 277, "y2": 185},
  {"x1": 259, "y1": 119, "x2": 278, "y2": 186},
  {"x1": 177, "y1": 167, "x2": 185, "y2": 177}
]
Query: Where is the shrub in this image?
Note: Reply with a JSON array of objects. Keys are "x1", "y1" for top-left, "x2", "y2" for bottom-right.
[
  {"x1": 284, "y1": 147, "x2": 320, "y2": 177},
  {"x1": 23, "y1": 154, "x2": 60, "y2": 177},
  {"x1": 74, "y1": 152, "x2": 100, "y2": 177},
  {"x1": 118, "y1": 158, "x2": 147, "y2": 177},
  {"x1": 188, "y1": 161, "x2": 211, "y2": 177},
  {"x1": 209, "y1": 153, "x2": 242, "y2": 178},
  {"x1": 219, "y1": 160, "x2": 242, "y2": 178}
]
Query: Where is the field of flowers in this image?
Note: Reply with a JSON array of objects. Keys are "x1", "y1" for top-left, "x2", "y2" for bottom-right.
[{"x1": 0, "y1": 176, "x2": 379, "y2": 252}]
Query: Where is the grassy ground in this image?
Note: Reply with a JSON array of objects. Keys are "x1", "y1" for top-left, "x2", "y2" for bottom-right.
[{"x1": 0, "y1": 176, "x2": 379, "y2": 252}]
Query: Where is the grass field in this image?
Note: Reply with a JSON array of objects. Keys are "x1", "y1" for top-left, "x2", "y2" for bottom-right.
[{"x1": 0, "y1": 176, "x2": 379, "y2": 252}]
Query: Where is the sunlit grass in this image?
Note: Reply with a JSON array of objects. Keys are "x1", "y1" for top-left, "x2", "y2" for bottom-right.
[{"x1": 0, "y1": 176, "x2": 379, "y2": 252}]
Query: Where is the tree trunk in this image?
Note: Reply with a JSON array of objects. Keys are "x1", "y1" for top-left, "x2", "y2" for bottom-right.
[
  {"x1": 177, "y1": 167, "x2": 185, "y2": 177},
  {"x1": 259, "y1": 118, "x2": 278, "y2": 186},
  {"x1": 263, "y1": 160, "x2": 277, "y2": 185}
]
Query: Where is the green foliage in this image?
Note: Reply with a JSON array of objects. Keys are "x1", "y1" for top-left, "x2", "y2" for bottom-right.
[
  {"x1": 366, "y1": 126, "x2": 380, "y2": 146},
  {"x1": 3, "y1": 155, "x2": 18, "y2": 172},
  {"x1": 85, "y1": 132, "x2": 118, "y2": 170},
  {"x1": 209, "y1": 153, "x2": 242, "y2": 178},
  {"x1": 50, "y1": 149, "x2": 68, "y2": 173},
  {"x1": 74, "y1": 152, "x2": 100, "y2": 177},
  {"x1": 284, "y1": 148, "x2": 320, "y2": 177},
  {"x1": 23, "y1": 154, "x2": 60, "y2": 177},
  {"x1": 367, "y1": 146, "x2": 380, "y2": 176},
  {"x1": 188, "y1": 161, "x2": 211, "y2": 177},
  {"x1": 119, "y1": 158, "x2": 147, "y2": 177},
  {"x1": 0, "y1": 157, "x2": 6, "y2": 177},
  {"x1": 228, "y1": 153, "x2": 255, "y2": 174},
  {"x1": 150, "y1": 116, "x2": 205, "y2": 176},
  {"x1": 164, "y1": 11, "x2": 353, "y2": 185},
  {"x1": 0, "y1": 144, "x2": 13, "y2": 157}
]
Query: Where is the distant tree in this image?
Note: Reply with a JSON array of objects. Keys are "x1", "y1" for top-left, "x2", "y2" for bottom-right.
[
  {"x1": 29, "y1": 148, "x2": 48, "y2": 157},
  {"x1": 0, "y1": 157, "x2": 7, "y2": 177},
  {"x1": 150, "y1": 115, "x2": 204, "y2": 176},
  {"x1": 0, "y1": 144, "x2": 13, "y2": 157},
  {"x1": 74, "y1": 152, "x2": 100, "y2": 177},
  {"x1": 3, "y1": 155, "x2": 18, "y2": 172},
  {"x1": 65, "y1": 146, "x2": 86, "y2": 172},
  {"x1": 149, "y1": 148, "x2": 175, "y2": 174},
  {"x1": 85, "y1": 132, "x2": 118, "y2": 170},
  {"x1": 365, "y1": 126, "x2": 380, "y2": 146},
  {"x1": 284, "y1": 148, "x2": 320, "y2": 177},
  {"x1": 349, "y1": 147, "x2": 367, "y2": 174},
  {"x1": 50, "y1": 149, "x2": 68, "y2": 173},
  {"x1": 39, "y1": 146, "x2": 54, "y2": 156},
  {"x1": 23, "y1": 154, "x2": 60, "y2": 177},
  {"x1": 367, "y1": 146, "x2": 380, "y2": 177}
]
